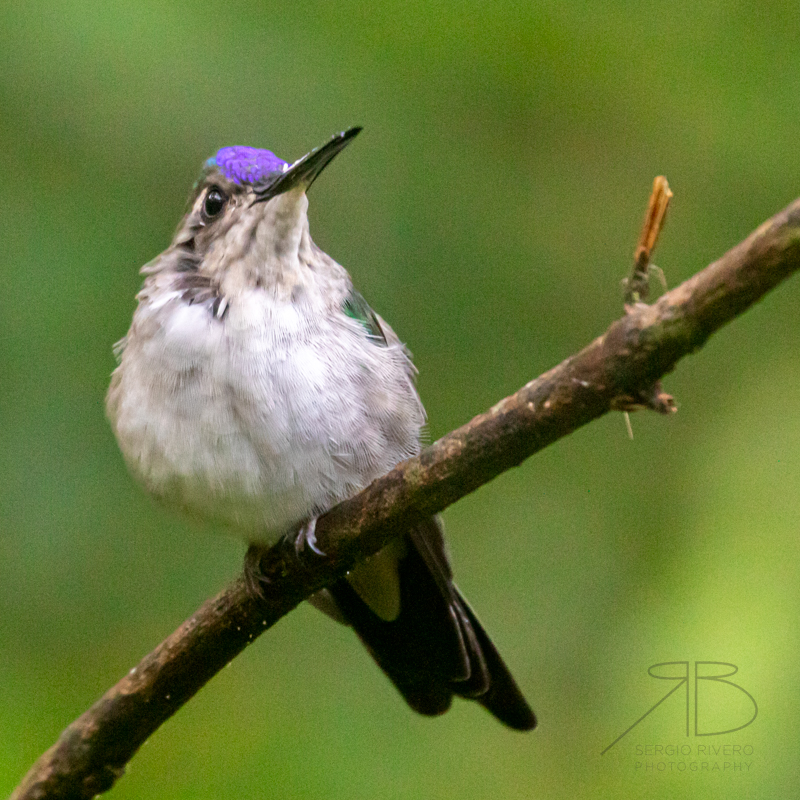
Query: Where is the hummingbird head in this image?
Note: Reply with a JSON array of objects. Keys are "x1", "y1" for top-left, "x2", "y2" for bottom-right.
[{"x1": 164, "y1": 128, "x2": 361, "y2": 301}]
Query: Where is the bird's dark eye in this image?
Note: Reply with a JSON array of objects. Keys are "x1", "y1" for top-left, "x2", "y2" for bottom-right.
[{"x1": 203, "y1": 187, "x2": 227, "y2": 219}]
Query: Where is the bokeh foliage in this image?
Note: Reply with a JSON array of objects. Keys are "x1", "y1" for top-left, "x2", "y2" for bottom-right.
[{"x1": 2, "y1": 1, "x2": 799, "y2": 797}]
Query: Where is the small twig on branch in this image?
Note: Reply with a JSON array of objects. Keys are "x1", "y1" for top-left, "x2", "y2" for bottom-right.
[
  {"x1": 624, "y1": 175, "x2": 673, "y2": 307},
  {"x1": 617, "y1": 176, "x2": 676, "y2": 419},
  {"x1": 13, "y1": 195, "x2": 800, "y2": 800}
]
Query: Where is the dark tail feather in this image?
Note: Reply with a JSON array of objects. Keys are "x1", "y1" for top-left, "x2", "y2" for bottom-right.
[
  {"x1": 327, "y1": 517, "x2": 536, "y2": 730},
  {"x1": 454, "y1": 593, "x2": 537, "y2": 730}
]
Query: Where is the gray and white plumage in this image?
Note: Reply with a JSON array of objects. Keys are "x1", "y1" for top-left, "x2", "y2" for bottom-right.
[{"x1": 107, "y1": 129, "x2": 535, "y2": 729}]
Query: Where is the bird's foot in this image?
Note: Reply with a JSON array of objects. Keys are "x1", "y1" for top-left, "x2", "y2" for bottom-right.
[
  {"x1": 244, "y1": 544, "x2": 273, "y2": 600},
  {"x1": 294, "y1": 518, "x2": 325, "y2": 556},
  {"x1": 244, "y1": 520, "x2": 326, "y2": 602}
]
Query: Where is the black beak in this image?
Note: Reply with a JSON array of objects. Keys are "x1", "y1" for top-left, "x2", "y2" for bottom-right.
[{"x1": 253, "y1": 127, "x2": 362, "y2": 204}]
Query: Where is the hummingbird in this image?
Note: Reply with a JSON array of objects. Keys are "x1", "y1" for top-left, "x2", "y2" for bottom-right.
[{"x1": 106, "y1": 128, "x2": 535, "y2": 730}]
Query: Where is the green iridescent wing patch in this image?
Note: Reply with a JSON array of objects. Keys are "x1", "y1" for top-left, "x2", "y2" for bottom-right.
[{"x1": 343, "y1": 289, "x2": 387, "y2": 345}]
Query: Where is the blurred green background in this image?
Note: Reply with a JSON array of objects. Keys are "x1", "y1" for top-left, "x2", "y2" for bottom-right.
[{"x1": 2, "y1": 0, "x2": 799, "y2": 797}]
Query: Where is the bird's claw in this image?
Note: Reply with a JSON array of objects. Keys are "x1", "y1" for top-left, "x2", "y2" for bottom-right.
[
  {"x1": 295, "y1": 518, "x2": 325, "y2": 556},
  {"x1": 244, "y1": 544, "x2": 272, "y2": 600}
]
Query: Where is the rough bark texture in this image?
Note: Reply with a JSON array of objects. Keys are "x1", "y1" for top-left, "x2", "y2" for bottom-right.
[{"x1": 12, "y1": 198, "x2": 800, "y2": 800}]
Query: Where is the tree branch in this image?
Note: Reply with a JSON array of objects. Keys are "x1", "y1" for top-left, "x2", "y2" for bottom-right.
[{"x1": 13, "y1": 197, "x2": 800, "y2": 800}]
